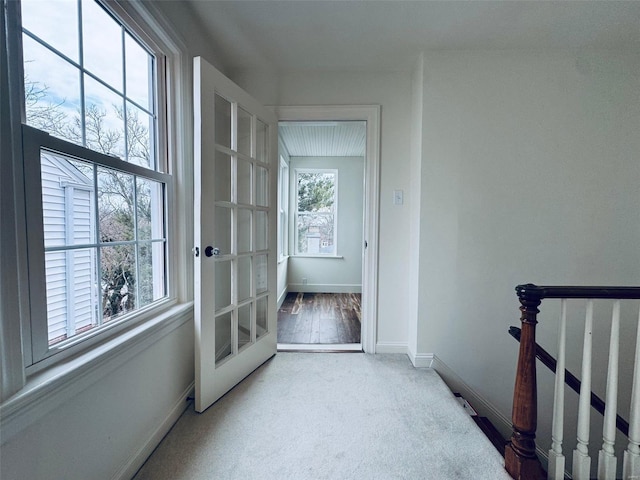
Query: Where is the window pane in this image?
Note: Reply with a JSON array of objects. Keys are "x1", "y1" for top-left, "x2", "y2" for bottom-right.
[
  {"x1": 85, "y1": 75, "x2": 126, "y2": 158},
  {"x1": 125, "y1": 32, "x2": 152, "y2": 110},
  {"x1": 23, "y1": 36, "x2": 81, "y2": 143},
  {"x1": 45, "y1": 248, "x2": 98, "y2": 346},
  {"x1": 136, "y1": 178, "x2": 164, "y2": 241},
  {"x1": 297, "y1": 213, "x2": 335, "y2": 255},
  {"x1": 41, "y1": 151, "x2": 95, "y2": 248},
  {"x1": 82, "y1": 0, "x2": 123, "y2": 93},
  {"x1": 138, "y1": 241, "x2": 165, "y2": 308},
  {"x1": 21, "y1": 0, "x2": 79, "y2": 63},
  {"x1": 100, "y1": 244, "x2": 136, "y2": 321},
  {"x1": 126, "y1": 102, "x2": 153, "y2": 168},
  {"x1": 297, "y1": 172, "x2": 335, "y2": 213},
  {"x1": 98, "y1": 168, "x2": 134, "y2": 242}
]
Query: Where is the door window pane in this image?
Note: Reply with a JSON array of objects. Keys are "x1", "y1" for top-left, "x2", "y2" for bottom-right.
[
  {"x1": 256, "y1": 296, "x2": 268, "y2": 339},
  {"x1": 256, "y1": 211, "x2": 268, "y2": 251},
  {"x1": 255, "y1": 254, "x2": 267, "y2": 294},
  {"x1": 256, "y1": 165, "x2": 268, "y2": 207},
  {"x1": 215, "y1": 151, "x2": 232, "y2": 202},
  {"x1": 215, "y1": 312, "x2": 232, "y2": 363},
  {"x1": 237, "y1": 256, "x2": 251, "y2": 302},
  {"x1": 237, "y1": 158, "x2": 252, "y2": 205},
  {"x1": 215, "y1": 260, "x2": 232, "y2": 310},
  {"x1": 238, "y1": 304, "x2": 252, "y2": 351},
  {"x1": 214, "y1": 206, "x2": 231, "y2": 255},
  {"x1": 256, "y1": 119, "x2": 267, "y2": 162},
  {"x1": 237, "y1": 208, "x2": 252, "y2": 254},
  {"x1": 215, "y1": 94, "x2": 231, "y2": 148},
  {"x1": 238, "y1": 107, "x2": 252, "y2": 157}
]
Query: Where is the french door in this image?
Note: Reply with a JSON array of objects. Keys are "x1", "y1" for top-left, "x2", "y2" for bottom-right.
[{"x1": 193, "y1": 57, "x2": 278, "y2": 412}]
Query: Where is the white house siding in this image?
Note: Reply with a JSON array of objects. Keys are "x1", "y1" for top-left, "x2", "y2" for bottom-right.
[{"x1": 41, "y1": 153, "x2": 95, "y2": 343}]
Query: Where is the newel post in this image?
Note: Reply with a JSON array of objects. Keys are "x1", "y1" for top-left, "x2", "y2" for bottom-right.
[{"x1": 505, "y1": 284, "x2": 545, "y2": 480}]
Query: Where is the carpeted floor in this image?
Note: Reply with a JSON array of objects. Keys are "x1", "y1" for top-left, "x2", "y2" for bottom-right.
[{"x1": 133, "y1": 353, "x2": 511, "y2": 480}]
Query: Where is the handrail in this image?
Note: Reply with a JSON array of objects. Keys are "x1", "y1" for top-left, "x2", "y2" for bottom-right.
[
  {"x1": 516, "y1": 283, "x2": 640, "y2": 300},
  {"x1": 505, "y1": 283, "x2": 640, "y2": 480},
  {"x1": 509, "y1": 326, "x2": 630, "y2": 437}
]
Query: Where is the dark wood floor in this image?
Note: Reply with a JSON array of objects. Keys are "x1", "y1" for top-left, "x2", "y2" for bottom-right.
[{"x1": 277, "y1": 292, "x2": 361, "y2": 344}]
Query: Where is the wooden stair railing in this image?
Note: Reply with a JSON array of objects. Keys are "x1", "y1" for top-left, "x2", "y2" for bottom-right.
[
  {"x1": 505, "y1": 283, "x2": 640, "y2": 480},
  {"x1": 508, "y1": 326, "x2": 630, "y2": 437}
]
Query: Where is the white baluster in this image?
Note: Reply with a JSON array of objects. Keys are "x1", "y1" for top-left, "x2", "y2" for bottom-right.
[
  {"x1": 623, "y1": 305, "x2": 640, "y2": 480},
  {"x1": 549, "y1": 299, "x2": 567, "y2": 480},
  {"x1": 573, "y1": 300, "x2": 594, "y2": 480},
  {"x1": 598, "y1": 300, "x2": 621, "y2": 480}
]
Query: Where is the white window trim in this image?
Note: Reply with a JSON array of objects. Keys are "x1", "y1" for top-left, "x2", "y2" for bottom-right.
[
  {"x1": 1, "y1": 0, "x2": 193, "y2": 405},
  {"x1": 278, "y1": 155, "x2": 289, "y2": 262},
  {"x1": 293, "y1": 168, "x2": 339, "y2": 257}
]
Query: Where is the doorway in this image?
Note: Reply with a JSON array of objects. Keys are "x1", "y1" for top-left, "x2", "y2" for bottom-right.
[{"x1": 274, "y1": 106, "x2": 380, "y2": 353}]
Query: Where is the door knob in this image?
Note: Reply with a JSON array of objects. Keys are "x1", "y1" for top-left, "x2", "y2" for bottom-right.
[{"x1": 205, "y1": 246, "x2": 220, "y2": 257}]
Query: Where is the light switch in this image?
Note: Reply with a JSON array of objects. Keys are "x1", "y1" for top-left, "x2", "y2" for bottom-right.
[{"x1": 393, "y1": 189, "x2": 404, "y2": 205}]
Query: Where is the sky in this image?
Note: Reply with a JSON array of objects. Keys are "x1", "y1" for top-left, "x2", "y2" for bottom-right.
[{"x1": 21, "y1": 0, "x2": 153, "y2": 158}]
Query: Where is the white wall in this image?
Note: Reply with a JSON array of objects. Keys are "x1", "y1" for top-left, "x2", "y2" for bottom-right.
[
  {"x1": 415, "y1": 50, "x2": 640, "y2": 468},
  {"x1": 287, "y1": 156, "x2": 364, "y2": 293},
  {"x1": 235, "y1": 70, "x2": 413, "y2": 350}
]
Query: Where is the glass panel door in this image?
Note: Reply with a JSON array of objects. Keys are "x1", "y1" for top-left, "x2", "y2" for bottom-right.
[{"x1": 193, "y1": 57, "x2": 277, "y2": 413}]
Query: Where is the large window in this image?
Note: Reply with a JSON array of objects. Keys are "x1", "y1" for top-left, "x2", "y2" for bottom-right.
[
  {"x1": 18, "y1": 0, "x2": 170, "y2": 365},
  {"x1": 294, "y1": 169, "x2": 338, "y2": 256}
]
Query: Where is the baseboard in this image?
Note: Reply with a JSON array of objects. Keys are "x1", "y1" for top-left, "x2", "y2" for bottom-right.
[
  {"x1": 409, "y1": 352, "x2": 435, "y2": 368},
  {"x1": 277, "y1": 287, "x2": 288, "y2": 309},
  {"x1": 375, "y1": 342, "x2": 408, "y2": 354},
  {"x1": 113, "y1": 381, "x2": 195, "y2": 480},
  {"x1": 288, "y1": 284, "x2": 362, "y2": 294}
]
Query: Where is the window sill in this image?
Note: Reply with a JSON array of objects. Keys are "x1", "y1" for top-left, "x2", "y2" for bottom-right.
[
  {"x1": 291, "y1": 255, "x2": 344, "y2": 259},
  {"x1": 0, "y1": 301, "x2": 193, "y2": 443}
]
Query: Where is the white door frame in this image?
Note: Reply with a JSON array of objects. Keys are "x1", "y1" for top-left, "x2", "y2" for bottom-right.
[{"x1": 274, "y1": 105, "x2": 380, "y2": 354}]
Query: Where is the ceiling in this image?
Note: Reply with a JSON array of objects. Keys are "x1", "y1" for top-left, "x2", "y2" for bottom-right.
[
  {"x1": 279, "y1": 121, "x2": 366, "y2": 157},
  {"x1": 186, "y1": 0, "x2": 640, "y2": 73}
]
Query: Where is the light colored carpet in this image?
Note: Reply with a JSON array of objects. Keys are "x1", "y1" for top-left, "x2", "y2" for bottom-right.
[{"x1": 133, "y1": 353, "x2": 512, "y2": 480}]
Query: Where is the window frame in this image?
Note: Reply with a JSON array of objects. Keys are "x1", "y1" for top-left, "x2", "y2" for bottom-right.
[
  {"x1": 6, "y1": 0, "x2": 181, "y2": 374},
  {"x1": 277, "y1": 155, "x2": 289, "y2": 261},
  {"x1": 293, "y1": 168, "x2": 339, "y2": 257}
]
